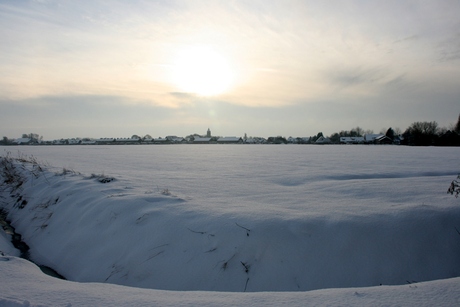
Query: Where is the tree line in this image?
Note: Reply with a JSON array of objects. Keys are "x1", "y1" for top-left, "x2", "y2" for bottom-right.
[{"x1": 311, "y1": 113, "x2": 460, "y2": 146}]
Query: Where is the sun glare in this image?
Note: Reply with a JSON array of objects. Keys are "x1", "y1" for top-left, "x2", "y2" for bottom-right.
[{"x1": 172, "y1": 46, "x2": 234, "y2": 96}]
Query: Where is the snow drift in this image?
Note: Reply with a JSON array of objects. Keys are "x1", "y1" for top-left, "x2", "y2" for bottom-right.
[
  {"x1": 1, "y1": 146, "x2": 460, "y2": 293},
  {"x1": 2, "y1": 255, "x2": 460, "y2": 307}
]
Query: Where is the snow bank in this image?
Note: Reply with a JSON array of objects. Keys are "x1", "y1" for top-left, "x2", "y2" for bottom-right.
[
  {"x1": 1, "y1": 149, "x2": 460, "y2": 293},
  {"x1": 0, "y1": 230, "x2": 20, "y2": 257},
  {"x1": 1, "y1": 256, "x2": 460, "y2": 306}
]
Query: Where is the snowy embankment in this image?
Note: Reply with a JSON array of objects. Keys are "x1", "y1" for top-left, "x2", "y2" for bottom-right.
[
  {"x1": 1, "y1": 146, "x2": 460, "y2": 305},
  {"x1": 1, "y1": 256, "x2": 460, "y2": 307}
]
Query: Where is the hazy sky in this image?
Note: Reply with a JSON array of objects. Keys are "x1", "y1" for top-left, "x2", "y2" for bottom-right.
[{"x1": 1, "y1": 0, "x2": 459, "y2": 139}]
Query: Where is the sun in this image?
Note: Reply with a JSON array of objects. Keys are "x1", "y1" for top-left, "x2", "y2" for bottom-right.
[{"x1": 172, "y1": 46, "x2": 234, "y2": 96}]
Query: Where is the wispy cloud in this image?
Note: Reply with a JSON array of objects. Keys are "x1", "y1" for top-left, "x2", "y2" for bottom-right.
[
  {"x1": 437, "y1": 33, "x2": 460, "y2": 62},
  {"x1": 393, "y1": 35, "x2": 419, "y2": 44},
  {"x1": 1, "y1": 0, "x2": 459, "y2": 138}
]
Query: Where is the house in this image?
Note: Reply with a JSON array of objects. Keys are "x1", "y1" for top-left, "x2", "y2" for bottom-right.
[
  {"x1": 340, "y1": 137, "x2": 365, "y2": 144},
  {"x1": 153, "y1": 137, "x2": 168, "y2": 144},
  {"x1": 96, "y1": 138, "x2": 116, "y2": 144},
  {"x1": 287, "y1": 137, "x2": 310, "y2": 144},
  {"x1": 68, "y1": 138, "x2": 82, "y2": 145},
  {"x1": 81, "y1": 138, "x2": 96, "y2": 145},
  {"x1": 113, "y1": 137, "x2": 141, "y2": 144},
  {"x1": 244, "y1": 137, "x2": 266, "y2": 144},
  {"x1": 143, "y1": 135, "x2": 154, "y2": 143},
  {"x1": 364, "y1": 134, "x2": 384, "y2": 143},
  {"x1": 315, "y1": 136, "x2": 331, "y2": 144},
  {"x1": 374, "y1": 135, "x2": 393, "y2": 145},
  {"x1": 166, "y1": 136, "x2": 185, "y2": 143},
  {"x1": 217, "y1": 137, "x2": 242, "y2": 144},
  {"x1": 193, "y1": 137, "x2": 212, "y2": 144},
  {"x1": 13, "y1": 138, "x2": 32, "y2": 145},
  {"x1": 52, "y1": 139, "x2": 67, "y2": 145}
]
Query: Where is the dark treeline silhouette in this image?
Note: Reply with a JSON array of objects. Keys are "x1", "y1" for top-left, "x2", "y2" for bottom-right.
[
  {"x1": 325, "y1": 114, "x2": 460, "y2": 146},
  {"x1": 400, "y1": 117, "x2": 460, "y2": 146}
]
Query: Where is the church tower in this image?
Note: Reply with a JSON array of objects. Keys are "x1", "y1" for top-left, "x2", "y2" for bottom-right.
[{"x1": 206, "y1": 128, "x2": 211, "y2": 137}]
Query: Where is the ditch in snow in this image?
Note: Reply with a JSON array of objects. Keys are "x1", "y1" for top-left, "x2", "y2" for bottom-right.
[{"x1": 0, "y1": 208, "x2": 65, "y2": 280}]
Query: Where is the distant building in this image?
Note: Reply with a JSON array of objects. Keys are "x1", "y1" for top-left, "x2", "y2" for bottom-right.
[
  {"x1": 245, "y1": 137, "x2": 257, "y2": 144},
  {"x1": 153, "y1": 137, "x2": 168, "y2": 144},
  {"x1": 81, "y1": 138, "x2": 96, "y2": 145},
  {"x1": 166, "y1": 136, "x2": 185, "y2": 143},
  {"x1": 217, "y1": 137, "x2": 243, "y2": 144},
  {"x1": 111, "y1": 137, "x2": 141, "y2": 144},
  {"x1": 287, "y1": 137, "x2": 310, "y2": 144},
  {"x1": 206, "y1": 128, "x2": 211, "y2": 138},
  {"x1": 193, "y1": 137, "x2": 212, "y2": 144},
  {"x1": 340, "y1": 137, "x2": 364, "y2": 144},
  {"x1": 143, "y1": 135, "x2": 154, "y2": 142},
  {"x1": 364, "y1": 134, "x2": 384, "y2": 143},
  {"x1": 13, "y1": 138, "x2": 32, "y2": 145},
  {"x1": 315, "y1": 136, "x2": 331, "y2": 144},
  {"x1": 373, "y1": 135, "x2": 393, "y2": 145},
  {"x1": 245, "y1": 137, "x2": 266, "y2": 144},
  {"x1": 67, "y1": 138, "x2": 82, "y2": 145},
  {"x1": 96, "y1": 138, "x2": 115, "y2": 144}
]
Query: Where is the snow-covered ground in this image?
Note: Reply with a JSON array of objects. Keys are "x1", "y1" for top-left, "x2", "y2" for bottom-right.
[{"x1": 1, "y1": 145, "x2": 460, "y2": 306}]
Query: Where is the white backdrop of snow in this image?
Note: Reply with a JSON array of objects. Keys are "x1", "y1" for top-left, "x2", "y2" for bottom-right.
[
  {"x1": 1, "y1": 256, "x2": 460, "y2": 307},
  {"x1": 1, "y1": 145, "x2": 460, "y2": 305}
]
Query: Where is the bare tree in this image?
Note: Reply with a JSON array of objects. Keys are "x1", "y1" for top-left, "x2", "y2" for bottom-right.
[
  {"x1": 393, "y1": 127, "x2": 402, "y2": 135},
  {"x1": 455, "y1": 113, "x2": 460, "y2": 134},
  {"x1": 20, "y1": 133, "x2": 42, "y2": 143},
  {"x1": 363, "y1": 129, "x2": 374, "y2": 135},
  {"x1": 404, "y1": 121, "x2": 439, "y2": 146},
  {"x1": 351, "y1": 126, "x2": 364, "y2": 137}
]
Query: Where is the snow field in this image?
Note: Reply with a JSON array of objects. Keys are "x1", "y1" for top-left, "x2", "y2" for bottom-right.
[
  {"x1": 0, "y1": 255, "x2": 459, "y2": 306},
  {"x1": 1, "y1": 145, "x2": 460, "y2": 305}
]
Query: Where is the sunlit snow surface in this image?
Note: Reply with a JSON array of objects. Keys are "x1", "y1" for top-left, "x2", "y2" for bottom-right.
[
  {"x1": 7, "y1": 145, "x2": 458, "y2": 216},
  {"x1": 1, "y1": 145, "x2": 460, "y2": 305}
]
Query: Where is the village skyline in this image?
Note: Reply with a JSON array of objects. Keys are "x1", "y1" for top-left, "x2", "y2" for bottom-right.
[{"x1": 3, "y1": 117, "x2": 460, "y2": 147}]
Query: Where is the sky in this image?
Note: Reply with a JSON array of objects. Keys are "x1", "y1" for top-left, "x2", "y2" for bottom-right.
[{"x1": 1, "y1": 0, "x2": 459, "y2": 140}]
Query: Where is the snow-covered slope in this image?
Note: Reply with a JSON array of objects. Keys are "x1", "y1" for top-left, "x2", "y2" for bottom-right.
[
  {"x1": 1, "y1": 256, "x2": 460, "y2": 306},
  {"x1": 0, "y1": 145, "x2": 459, "y2": 305}
]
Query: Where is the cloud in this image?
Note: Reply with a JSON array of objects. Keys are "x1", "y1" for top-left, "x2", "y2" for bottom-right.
[
  {"x1": 329, "y1": 67, "x2": 388, "y2": 87},
  {"x1": 393, "y1": 35, "x2": 419, "y2": 44},
  {"x1": 322, "y1": 65, "x2": 408, "y2": 99},
  {"x1": 437, "y1": 33, "x2": 460, "y2": 62},
  {"x1": 0, "y1": 94, "x2": 179, "y2": 138},
  {"x1": 1, "y1": 1, "x2": 459, "y2": 138},
  {"x1": 169, "y1": 92, "x2": 197, "y2": 99}
]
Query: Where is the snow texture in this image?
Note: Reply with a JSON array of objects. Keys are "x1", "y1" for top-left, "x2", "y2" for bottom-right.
[{"x1": 1, "y1": 145, "x2": 460, "y2": 305}]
